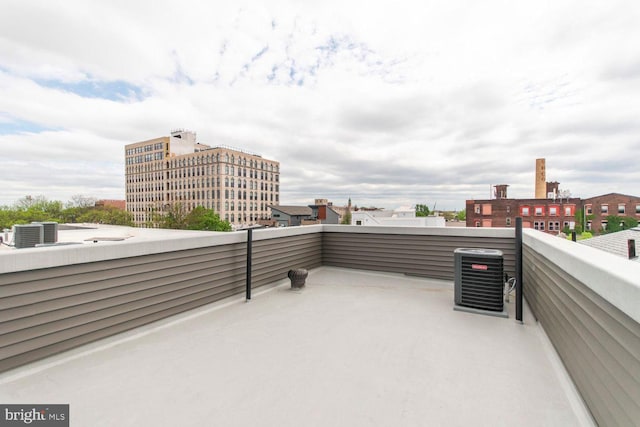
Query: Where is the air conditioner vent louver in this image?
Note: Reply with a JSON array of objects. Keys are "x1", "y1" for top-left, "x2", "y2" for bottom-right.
[
  {"x1": 32, "y1": 221, "x2": 58, "y2": 243},
  {"x1": 454, "y1": 248, "x2": 506, "y2": 317},
  {"x1": 14, "y1": 224, "x2": 44, "y2": 249}
]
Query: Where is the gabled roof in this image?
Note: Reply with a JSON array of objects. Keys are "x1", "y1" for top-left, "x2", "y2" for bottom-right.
[
  {"x1": 579, "y1": 227, "x2": 640, "y2": 261},
  {"x1": 309, "y1": 205, "x2": 340, "y2": 215},
  {"x1": 270, "y1": 205, "x2": 313, "y2": 216}
]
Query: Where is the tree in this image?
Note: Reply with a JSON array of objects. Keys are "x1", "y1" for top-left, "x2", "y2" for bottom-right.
[
  {"x1": 184, "y1": 206, "x2": 232, "y2": 231},
  {"x1": 77, "y1": 206, "x2": 134, "y2": 226},
  {"x1": 603, "y1": 215, "x2": 638, "y2": 234},
  {"x1": 14, "y1": 195, "x2": 45, "y2": 210},
  {"x1": 415, "y1": 204, "x2": 430, "y2": 217},
  {"x1": 159, "y1": 203, "x2": 188, "y2": 229},
  {"x1": 0, "y1": 196, "x2": 132, "y2": 228},
  {"x1": 10, "y1": 196, "x2": 63, "y2": 224},
  {"x1": 67, "y1": 194, "x2": 97, "y2": 208},
  {"x1": 455, "y1": 209, "x2": 466, "y2": 221},
  {"x1": 442, "y1": 211, "x2": 455, "y2": 221},
  {"x1": 341, "y1": 211, "x2": 352, "y2": 225}
]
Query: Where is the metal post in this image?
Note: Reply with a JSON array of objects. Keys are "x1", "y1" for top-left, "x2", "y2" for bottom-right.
[
  {"x1": 515, "y1": 217, "x2": 523, "y2": 323},
  {"x1": 246, "y1": 228, "x2": 252, "y2": 301},
  {"x1": 571, "y1": 231, "x2": 577, "y2": 242}
]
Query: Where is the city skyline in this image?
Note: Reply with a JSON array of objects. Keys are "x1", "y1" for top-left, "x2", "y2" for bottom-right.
[{"x1": 1, "y1": 1, "x2": 639, "y2": 210}]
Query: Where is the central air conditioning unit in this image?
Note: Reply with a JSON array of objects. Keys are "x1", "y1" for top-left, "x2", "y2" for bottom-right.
[
  {"x1": 14, "y1": 224, "x2": 44, "y2": 249},
  {"x1": 454, "y1": 248, "x2": 507, "y2": 318},
  {"x1": 32, "y1": 221, "x2": 58, "y2": 243}
]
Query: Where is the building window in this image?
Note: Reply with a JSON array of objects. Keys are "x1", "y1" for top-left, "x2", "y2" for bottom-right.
[
  {"x1": 636, "y1": 204, "x2": 640, "y2": 214},
  {"x1": 506, "y1": 217, "x2": 511, "y2": 226},
  {"x1": 618, "y1": 204, "x2": 625, "y2": 214},
  {"x1": 601, "y1": 204, "x2": 608, "y2": 214},
  {"x1": 549, "y1": 206, "x2": 558, "y2": 216},
  {"x1": 564, "y1": 206, "x2": 575, "y2": 216},
  {"x1": 520, "y1": 206, "x2": 530, "y2": 216},
  {"x1": 355, "y1": 220, "x2": 362, "y2": 225},
  {"x1": 534, "y1": 206, "x2": 544, "y2": 216},
  {"x1": 474, "y1": 204, "x2": 481, "y2": 214},
  {"x1": 534, "y1": 221, "x2": 545, "y2": 231},
  {"x1": 601, "y1": 220, "x2": 607, "y2": 230},
  {"x1": 482, "y1": 204, "x2": 492, "y2": 215},
  {"x1": 585, "y1": 204, "x2": 592, "y2": 215},
  {"x1": 506, "y1": 206, "x2": 511, "y2": 214},
  {"x1": 548, "y1": 221, "x2": 559, "y2": 231},
  {"x1": 475, "y1": 221, "x2": 481, "y2": 227}
]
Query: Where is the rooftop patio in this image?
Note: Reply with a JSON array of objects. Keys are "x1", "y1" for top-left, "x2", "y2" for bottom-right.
[
  {"x1": 1, "y1": 266, "x2": 591, "y2": 426},
  {"x1": 1, "y1": 224, "x2": 638, "y2": 425}
]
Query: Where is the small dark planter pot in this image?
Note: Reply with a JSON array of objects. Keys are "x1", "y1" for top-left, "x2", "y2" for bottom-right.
[{"x1": 288, "y1": 269, "x2": 308, "y2": 289}]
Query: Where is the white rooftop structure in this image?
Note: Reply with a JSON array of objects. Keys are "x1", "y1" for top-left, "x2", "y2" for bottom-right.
[{"x1": 352, "y1": 207, "x2": 446, "y2": 227}]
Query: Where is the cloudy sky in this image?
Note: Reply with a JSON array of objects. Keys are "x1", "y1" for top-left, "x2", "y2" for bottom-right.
[{"x1": 1, "y1": 1, "x2": 639, "y2": 210}]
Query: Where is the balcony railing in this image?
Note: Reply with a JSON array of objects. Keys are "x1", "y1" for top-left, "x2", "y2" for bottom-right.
[{"x1": 1, "y1": 224, "x2": 638, "y2": 425}]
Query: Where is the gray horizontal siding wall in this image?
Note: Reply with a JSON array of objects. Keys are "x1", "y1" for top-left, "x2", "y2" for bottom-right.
[
  {"x1": 523, "y1": 243, "x2": 640, "y2": 426},
  {"x1": 251, "y1": 232, "x2": 322, "y2": 287},
  {"x1": 0, "y1": 231, "x2": 321, "y2": 373},
  {"x1": 322, "y1": 231, "x2": 515, "y2": 280}
]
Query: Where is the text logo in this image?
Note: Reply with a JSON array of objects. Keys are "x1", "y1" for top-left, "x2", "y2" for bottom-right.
[{"x1": 0, "y1": 405, "x2": 68, "y2": 427}]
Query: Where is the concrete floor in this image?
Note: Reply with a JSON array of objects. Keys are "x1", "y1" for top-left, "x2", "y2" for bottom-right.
[{"x1": 0, "y1": 267, "x2": 593, "y2": 426}]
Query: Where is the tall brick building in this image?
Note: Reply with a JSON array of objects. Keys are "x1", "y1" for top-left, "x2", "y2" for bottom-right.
[{"x1": 125, "y1": 129, "x2": 279, "y2": 228}]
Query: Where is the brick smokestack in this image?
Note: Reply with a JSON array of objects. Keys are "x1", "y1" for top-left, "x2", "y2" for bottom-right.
[{"x1": 535, "y1": 158, "x2": 546, "y2": 199}]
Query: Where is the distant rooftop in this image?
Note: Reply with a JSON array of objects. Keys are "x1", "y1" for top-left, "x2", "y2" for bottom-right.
[
  {"x1": 270, "y1": 205, "x2": 313, "y2": 216},
  {"x1": 579, "y1": 227, "x2": 640, "y2": 261},
  {"x1": 0, "y1": 224, "x2": 222, "y2": 252}
]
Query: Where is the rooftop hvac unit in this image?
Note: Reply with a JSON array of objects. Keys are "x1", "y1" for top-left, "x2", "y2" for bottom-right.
[
  {"x1": 454, "y1": 248, "x2": 507, "y2": 318},
  {"x1": 14, "y1": 224, "x2": 44, "y2": 249},
  {"x1": 32, "y1": 221, "x2": 58, "y2": 243}
]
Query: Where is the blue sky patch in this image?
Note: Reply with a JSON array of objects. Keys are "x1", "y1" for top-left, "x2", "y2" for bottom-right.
[
  {"x1": 0, "y1": 116, "x2": 58, "y2": 135},
  {"x1": 35, "y1": 78, "x2": 146, "y2": 102}
]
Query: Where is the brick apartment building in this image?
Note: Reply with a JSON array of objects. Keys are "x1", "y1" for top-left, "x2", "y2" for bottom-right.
[
  {"x1": 583, "y1": 193, "x2": 640, "y2": 233},
  {"x1": 466, "y1": 185, "x2": 640, "y2": 234}
]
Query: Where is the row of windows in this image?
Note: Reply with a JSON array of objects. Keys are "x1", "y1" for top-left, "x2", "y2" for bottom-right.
[
  {"x1": 520, "y1": 205, "x2": 575, "y2": 217},
  {"x1": 585, "y1": 203, "x2": 640, "y2": 215},
  {"x1": 127, "y1": 190, "x2": 278, "y2": 203},
  {"x1": 474, "y1": 202, "x2": 640, "y2": 218},
  {"x1": 128, "y1": 200, "x2": 273, "y2": 212},
  {"x1": 533, "y1": 221, "x2": 566, "y2": 231},
  {"x1": 128, "y1": 164, "x2": 279, "y2": 182},
  {"x1": 167, "y1": 154, "x2": 278, "y2": 172},
  {"x1": 126, "y1": 161, "x2": 164, "y2": 174},
  {"x1": 476, "y1": 219, "x2": 572, "y2": 230},
  {"x1": 127, "y1": 182, "x2": 278, "y2": 197},
  {"x1": 127, "y1": 174, "x2": 277, "y2": 191},
  {"x1": 125, "y1": 155, "x2": 279, "y2": 176},
  {"x1": 473, "y1": 204, "x2": 575, "y2": 217},
  {"x1": 167, "y1": 165, "x2": 278, "y2": 181},
  {"x1": 125, "y1": 143, "x2": 164, "y2": 156},
  {"x1": 126, "y1": 152, "x2": 164, "y2": 164}
]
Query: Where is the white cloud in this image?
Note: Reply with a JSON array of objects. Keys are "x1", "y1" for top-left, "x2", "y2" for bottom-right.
[{"x1": 1, "y1": 0, "x2": 639, "y2": 209}]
